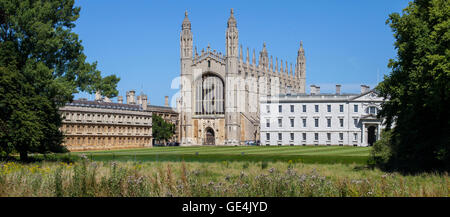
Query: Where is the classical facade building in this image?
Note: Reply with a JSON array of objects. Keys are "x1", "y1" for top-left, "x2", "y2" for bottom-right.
[
  {"x1": 260, "y1": 85, "x2": 385, "y2": 146},
  {"x1": 178, "y1": 9, "x2": 306, "y2": 145},
  {"x1": 60, "y1": 90, "x2": 180, "y2": 151},
  {"x1": 59, "y1": 97, "x2": 153, "y2": 151}
]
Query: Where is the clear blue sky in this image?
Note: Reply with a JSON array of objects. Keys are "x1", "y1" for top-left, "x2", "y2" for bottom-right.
[{"x1": 73, "y1": 0, "x2": 410, "y2": 106}]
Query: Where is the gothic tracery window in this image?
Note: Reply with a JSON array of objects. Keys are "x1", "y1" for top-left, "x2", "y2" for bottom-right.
[{"x1": 195, "y1": 74, "x2": 224, "y2": 115}]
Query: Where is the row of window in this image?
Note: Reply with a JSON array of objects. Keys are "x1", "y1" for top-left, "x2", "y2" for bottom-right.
[
  {"x1": 65, "y1": 136, "x2": 151, "y2": 146},
  {"x1": 62, "y1": 124, "x2": 151, "y2": 134},
  {"x1": 266, "y1": 132, "x2": 359, "y2": 141},
  {"x1": 266, "y1": 117, "x2": 359, "y2": 128},
  {"x1": 63, "y1": 112, "x2": 151, "y2": 123},
  {"x1": 267, "y1": 104, "x2": 378, "y2": 114}
]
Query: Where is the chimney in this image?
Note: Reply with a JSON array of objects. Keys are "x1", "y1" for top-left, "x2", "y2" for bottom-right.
[
  {"x1": 360, "y1": 85, "x2": 370, "y2": 94},
  {"x1": 165, "y1": 96, "x2": 169, "y2": 107},
  {"x1": 118, "y1": 96, "x2": 123, "y2": 104},
  {"x1": 126, "y1": 90, "x2": 136, "y2": 104},
  {"x1": 141, "y1": 94, "x2": 147, "y2": 110},
  {"x1": 336, "y1": 84, "x2": 341, "y2": 95},
  {"x1": 137, "y1": 95, "x2": 142, "y2": 105},
  {"x1": 311, "y1": 85, "x2": 320, "y2": 95},
  {"x1": 310, "y1": 85, "x2": 316, "y2": 95}
]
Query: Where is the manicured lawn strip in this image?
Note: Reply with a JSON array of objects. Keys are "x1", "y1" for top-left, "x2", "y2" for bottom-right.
[
  {"x1": 72, "y1": 146, "x2": 371, "y2": 157},
  {"x1": 237, "y1": 146, "x2": 348, "y2": 155},
  {"x1": 75, "y1": 146, "x2": 367, "y2": 156},
  {"x1": 65, "y1": 146, "x2": 372, "y2": 165},
  {"x1": 297, "y1": 147, "x2": 371, "y2": 156},
  {"x1": 84, "y1": 153, "x2": 369, "y2": 164}
]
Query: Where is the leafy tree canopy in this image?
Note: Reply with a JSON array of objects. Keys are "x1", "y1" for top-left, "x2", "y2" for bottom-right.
[
  {"x1": 0, "y1": 0, "x2": 120, "y2": 160},
  {"x1": 152, "y1": 114, "x2": 175, "y2": 145},
  {"x1": 376, "y1": 0, "x2": 449, "y2": 172}
]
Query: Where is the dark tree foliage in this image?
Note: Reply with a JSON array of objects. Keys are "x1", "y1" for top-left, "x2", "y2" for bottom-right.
[
  {"x1": 375, "y1": 0, "x2": 449, "y2": 172},
  {"x1": 0, "y1": 0, "x2": 120, "y2": 160},
  {"x1": 152, "y1": 114, "x2": 175, "y2": 145}
]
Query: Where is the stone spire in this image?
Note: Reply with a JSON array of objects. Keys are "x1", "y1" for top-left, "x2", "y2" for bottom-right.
[
  {"x1": 296, "y1": 41, "x2": 306, "y2": 77},
  {"x1": 252, "y1": 49, "x2": 256, "y2": 65},
  {"x1": 280, "y1": 58, "x2": 283, "y2": 73},
  {"x1": 226, "y1": 8, "x2": 238, "y2": 57},
  {"x1": 182, "y1": 10, "x2": 191, "y2": 30},
  {"x1": 181, "y1": 10, "x2": 193, "y2": 60},
  {"x1": 275, "y1": 57, "x2": 278, "y2": 72},
  {"x1": 270, "y1": 55, "x2": 273, "y2": 71},
  {"x1": 285, "y1": 60, "x2": 288, "y2": 73},
  {"x1": 240, "y1": 44, "x2": 243, "y2": 61},
  {"x1": 290, "y1": 63, "x2": 293, "y2": 75},
  {"x1": 259, "y1": 42, "x2": 269, "y2": 68},
  {"x1": 246, "y1": 47, "x2": 249, "y2": 64},
  {"x1": 227, "y1": 8, "x2": 237, "y2": 28},
  {"x1": 296, "y1": 41, "x2": 306, "y2": 93}
]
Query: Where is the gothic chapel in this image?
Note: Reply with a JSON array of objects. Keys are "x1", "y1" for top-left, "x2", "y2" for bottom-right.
[{"x1": 178, "y1": 9, "x2": 306, "y2": 145}]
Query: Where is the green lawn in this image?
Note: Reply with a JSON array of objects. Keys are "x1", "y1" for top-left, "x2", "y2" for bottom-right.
[{"x1": 69, "y1": 146, "x2": 372, "y2": 165}]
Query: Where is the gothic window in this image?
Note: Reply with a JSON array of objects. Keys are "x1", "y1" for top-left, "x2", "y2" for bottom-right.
[{"x1": 194, "y1": 74, "x2": 224, "y2": 115}]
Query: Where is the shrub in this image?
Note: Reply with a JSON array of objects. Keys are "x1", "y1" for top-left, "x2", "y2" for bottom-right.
[{"x1": 369, "y1": 130, "x2": 392, "y2": 168}]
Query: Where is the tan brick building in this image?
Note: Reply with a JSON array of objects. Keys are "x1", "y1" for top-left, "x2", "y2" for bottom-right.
[{"x1": 60, "y1": 98, "x2": 153, "y2": 151}]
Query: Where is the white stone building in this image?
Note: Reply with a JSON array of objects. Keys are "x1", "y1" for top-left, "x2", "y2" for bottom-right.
[{"x1": 260, "y1": 85, "x2": 385, "y2": 146}]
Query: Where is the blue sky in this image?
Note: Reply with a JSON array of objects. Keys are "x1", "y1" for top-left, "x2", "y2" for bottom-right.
[{"x1": 73, "y1": 0, "x2": 410, "y2": 106}]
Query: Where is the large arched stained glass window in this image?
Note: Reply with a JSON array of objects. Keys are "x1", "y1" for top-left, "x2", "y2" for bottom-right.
[{"x1": 195, "y1": 74, "x2": 224, "y2": 115}]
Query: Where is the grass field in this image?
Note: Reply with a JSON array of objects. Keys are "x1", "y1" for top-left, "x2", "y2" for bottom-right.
[
  {"x1": 1, "y1": 160, "x2": 448, "y2": 197},
  {"x1": 70, "y1": 146, "x2": 371, "y2": 164},
  {"x1": 2, "y1": 146, "x2": 449, "y2": 197}
]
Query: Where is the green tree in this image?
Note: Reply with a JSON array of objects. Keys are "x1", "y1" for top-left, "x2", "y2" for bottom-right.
[
  {"x1": 152, "y1": 114, "x2": 174, "y2": 145},
  {"x1": 375, "y1": 0, "x2": 449, "y2": 172},
  {"x1": 0, "y1": 0, "x2": 120, "y2": 160}
]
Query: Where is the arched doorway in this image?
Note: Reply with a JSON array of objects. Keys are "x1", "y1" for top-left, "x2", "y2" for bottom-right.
[
  {"x1": 204, "y1": 127, "x2": 215, "y2": 145},
  {"x1": 368, "y1": 126, "x2": 376, "y2": 146}
]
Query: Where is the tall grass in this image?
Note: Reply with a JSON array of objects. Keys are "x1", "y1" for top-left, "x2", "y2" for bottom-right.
[{"x1": 0, "y1": 160, "x2": 448, "y2": 197}]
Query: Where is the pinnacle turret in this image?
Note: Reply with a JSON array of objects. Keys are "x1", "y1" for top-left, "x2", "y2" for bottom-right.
[
  {"x1": 182, "y1": 10, "x2": 191, "y2": 30},
  {"x1": 227, "y1": 8, "x2": 237, "y2": 28}
]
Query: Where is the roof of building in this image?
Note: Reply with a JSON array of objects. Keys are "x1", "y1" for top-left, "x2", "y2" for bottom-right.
[
  {"x1": 66, "y1": 99, "x2": 143, "y2": 111},
  {"x1": 262, "y1": 89, "x2": 382, "y2": 103},
  {"x1": 146, "y1": 105, "x2": 178, "y2": 114}
]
